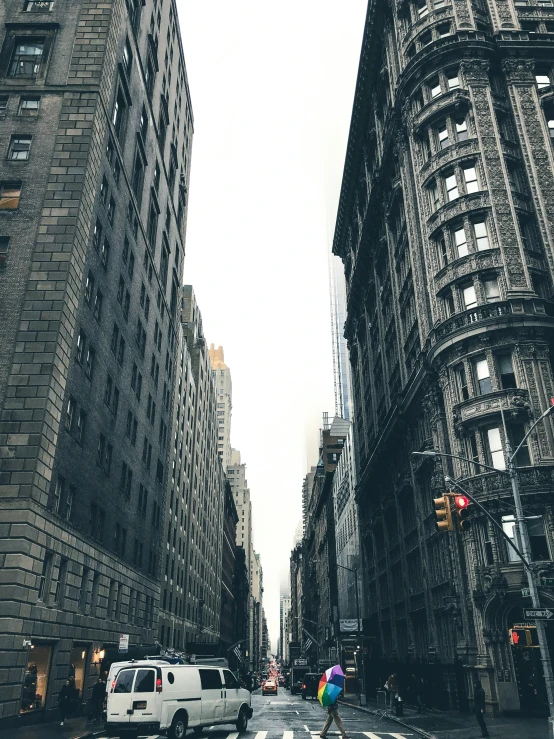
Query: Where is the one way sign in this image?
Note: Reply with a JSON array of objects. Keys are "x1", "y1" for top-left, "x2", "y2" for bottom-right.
[{"x1": 524, "y1": 608, "x2": 554, "y2": 619}]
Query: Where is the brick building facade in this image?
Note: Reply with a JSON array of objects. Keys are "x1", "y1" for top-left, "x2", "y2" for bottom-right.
[
  {"x1": 0, "y1": 0, "x2": 191, "y2": 723},
  {"x1": 333, "y1": 0, "x2": 554, "y2": 714}
]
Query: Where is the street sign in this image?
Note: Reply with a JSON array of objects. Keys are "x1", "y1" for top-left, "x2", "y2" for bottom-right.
[
  {"x1": 294, "y1": 658, "x2": 308, "y2": 666},
  {"x1": 340, "y1": 619, "x2": 362, "y2": 633},
  {"x1": 523, "y1": 608, "x2": 554, "y2": 620},
  {"x1": 118, "y1": 634, "x2": 129, "y2": 653}
]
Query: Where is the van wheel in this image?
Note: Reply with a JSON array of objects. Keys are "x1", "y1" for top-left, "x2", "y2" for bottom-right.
[
  {"x1": 169, "y1": 711, "x2": 188, "y2": 739},
  {"x1": 236, "y1": 706, "x2": 249, "y2": 732}
]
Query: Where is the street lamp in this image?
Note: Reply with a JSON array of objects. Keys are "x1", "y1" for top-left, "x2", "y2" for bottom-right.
[
  {"x1": 412, "y1": 401, "x2": 554, "y2": 737},
  {"x1": 336, "y1": 563, "x2": 364, "y2": 706}
]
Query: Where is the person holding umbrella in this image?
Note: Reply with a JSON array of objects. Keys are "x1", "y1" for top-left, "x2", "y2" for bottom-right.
[{"x1": 318, "y1": 665, "x2": 348, "y2": 738}]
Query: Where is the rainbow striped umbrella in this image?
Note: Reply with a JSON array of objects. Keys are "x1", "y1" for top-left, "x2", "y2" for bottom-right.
[{"x1": 318, "y1": 665, "x2": 345, "y2": 706}]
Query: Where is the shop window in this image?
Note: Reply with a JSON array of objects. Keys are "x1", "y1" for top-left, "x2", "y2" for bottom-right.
[
  {"x1": 474, "y1": 357, "x2": 492, "y2": 394},
  {"x1": 69, "y1": 646, "x2": 87, "y2": 700},
  {"x1": 9, "y1": 39, "x2": 45, "y2": 78},
  {"x1": 21, "y1": 644, "x2": 52, "y2": 713}
]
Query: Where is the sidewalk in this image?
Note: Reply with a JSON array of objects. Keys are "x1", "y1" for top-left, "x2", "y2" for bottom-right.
[
  {"x1": 0, "y1": 716, "x2": 104, "y2": 739},
  {"x1": 340, "y1": 694, "x2": 549, "y2": 739}
]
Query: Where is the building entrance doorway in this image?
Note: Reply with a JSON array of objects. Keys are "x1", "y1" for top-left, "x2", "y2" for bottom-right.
[{"x1": 509, "y1": 621, "x2": 547, "y2": 714}]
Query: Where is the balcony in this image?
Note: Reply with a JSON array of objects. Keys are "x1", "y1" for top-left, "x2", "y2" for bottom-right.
[
  {"x1": 462, "y1": 464, "x2": 554, "y2": 502},
  {"x1": 429, "y1": 299, "x2": 554, "y2": 359},
  {"x1": 452, "y1": 388, "x2": 531, "y2": 434}
]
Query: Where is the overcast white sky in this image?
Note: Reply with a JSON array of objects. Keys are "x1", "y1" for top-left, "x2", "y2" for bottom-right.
[{"x1": 177, "y1": 0, "x2": 367, "y2": 648}]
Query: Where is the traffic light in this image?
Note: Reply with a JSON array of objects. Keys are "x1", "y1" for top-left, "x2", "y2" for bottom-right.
[
  {"x1": 434, "y1": 495, "x2": 454, "y2": 532},
  {"x1": 453, "y1": 494, "x2": 471, "y2": 531}
]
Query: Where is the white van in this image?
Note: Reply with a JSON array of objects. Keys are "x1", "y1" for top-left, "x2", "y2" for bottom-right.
[{"x1": 105, "y1": 660, "x2": 253, "y2": 738}]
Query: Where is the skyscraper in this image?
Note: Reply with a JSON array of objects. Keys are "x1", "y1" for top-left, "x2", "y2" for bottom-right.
[
  {"x1": 0, "y1": 0, "x2": 191, "y2": 723},
  {"x1": 208, "y1": 344, "x2": 233, "y2": 471},
  {"x1": 329, "y1": 253, "x2": 353, "y2": 421}
]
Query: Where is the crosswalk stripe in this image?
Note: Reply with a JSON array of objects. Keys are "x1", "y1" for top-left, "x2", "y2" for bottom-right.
[
  {"x1": 283, "y1": 732, "x2": 294, "y2": 739},
  {"x1": 254, "y1": 732, "x2": 268, "y2": 739},
  {"x1": 225, "y1": 733, "x2": 239, "y2": 739}
]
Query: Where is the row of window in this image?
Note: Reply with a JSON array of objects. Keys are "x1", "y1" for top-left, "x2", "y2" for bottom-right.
[
  {"x1": 442, "y1": 273, "x2": 500, "y2": 316},
  {"x1": 455, "y1": 351, "x2": 516, "y2": 403}
]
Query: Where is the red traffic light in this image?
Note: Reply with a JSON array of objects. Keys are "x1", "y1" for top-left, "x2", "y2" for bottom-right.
[{"x1": 454, "y1": 494, "x2": 470, "y2": 509}]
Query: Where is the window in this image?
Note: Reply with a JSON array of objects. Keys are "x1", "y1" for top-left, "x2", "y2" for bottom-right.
[
  {"x1": 135, "y1": 669, "x2": 155, "y2": 693},
  {"x1": 199, "y1": 669, "x2": 222, "y2": 690},
  {"x1": 112, "y1": 88, "x2": 128, "y2": 141},
  {"x1": 486, "y1": 426, "x2": 505, "y2": 469},
  {"x1": 65, "y1": 396, "x2": 75, "y2": 431},
  {"x1": 140, "y1": 107, "x2": 148, "y2": 141},
  {"x1": 76, "y1": 329, "x2": 86, "y2": 364},
  {"x1": 429, "y1": 180, "x2": 440, "y2": 211},
  {"x1": 107, "y1": 197, "x2": 116, "y2": 225},
  {"x1": 114, "y1": 670, "x2": 135, "y2": 694},
  {"x1": 536, "y1": 72, "x2": 551, "y2": 89},
  {"x1": 463, "y1": 166, "x2": 479, "y2": 193},
  {"x1": 85, "y1": 345, "x2": 95, "y2": 378},
  {"x1": 0, "y1": 183, "x2": 21, "y2": 209},
  {"x1": 92, "y1": 219, "x2": 102, "y2": 251},
  {"x1": 474, "y1": 221, "x2": 490, "y2": 251},
  {"x1": 502, "y1": 515, "x2": 520, "y2": 562},
  {"x1": 0, "y1": 236, "x2": 9, "y2": 269},
  {"x1": 447, "y1": 71, "x2": 460, "y2": 90},
  {"x1": 38, "y1": 552, "x2": 52, "y2": 601},
  {"x1": 25, "y1": 1, "x2": 54, "y2": 9},
  {"x1": 117, "y1": 336, "x2": 125, "y2": 365},
  {"x1": 528, "y1": 517, "x2": 550, "y2": 561},
  {"x1": 110, "y1": 324, "x2": 119, "y2": 354},
  {"x1": 445, "y1": 171, "x2": 459, "y2": 201},
  {"x1": 132, "y1": 147, "x2": 145, "y2": 200},
  {"x1": 437, "y1": 123, "x2": 450, "y2": 149},
  {"x1": 104, "y1": 374, "x2": 113, "y2": 406},
  {"x1": 454, "y1": 226, "x2": 468, "y2": 257},
  {"x1": 455, "y1": 119, "x2": 468, "y2": 141},
  {"x1": 483, "y1": 278, "x2": 500, "y2": 303},
  {"x1": 475, "y1": 358, "x2": 492, "y2": 394},
  {"x1": 0, "y1": 95, "x2": 8, "y2": 116},
  {"x1": 147, "y1": 197, "x2": 159, "y2": 246},
  {"x1": 8, "y1": 135, "x2": 32, "y2": 161},
  {"x1": 93, "y1": 289, "x2": 103, "y2": 322},
  {"x1": 457, "y1": 364, "x2": 469, "y2": 400},
  {"x1": 76, "y1": 409, "x2": 86, "y2": 444},
  {"x1": 467, "y1": 431, "x2": 479, "y2": 473},
  {"x1": 430, "y1": 77, "x2": 441, "y2": 98},
  {"x1": 123, "y1": 38, "x2": 133, "y2": 76},
  {"x1": 84, "y1": 271, "x2": 94, "y2": 304},
  {"x1": 509, "y1": 422, "x2": 531, "y2": 467},
  {"x1": 101, "y1": 238, "x2": 110, "y2": 269},
  {"x1": 496, "y1": 353, "x2": 516, "y2": 389},
  {"x1": 437, "y1": 237, "x2": 448, "y2": 267},
  {"x1": 9, "y1": 39, "x2": 45, "y2": 77},
  {"x1": 438, "y1": 23, "x2": 450, "y2": 37}
]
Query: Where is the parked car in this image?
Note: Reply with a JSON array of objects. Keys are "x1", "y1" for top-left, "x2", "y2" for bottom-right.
[
  {"x1": 262, "y1": 679, "x2": 278, "y2": 696},
  {"x1": 105, "y1": 660, "x2": 253, "y2": 738},
  {"x1": 301, "y1": 673, "x2": 321, "y2": 700}
]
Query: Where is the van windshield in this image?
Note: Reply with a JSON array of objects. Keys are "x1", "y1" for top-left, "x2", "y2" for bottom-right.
[
  {"x1": 135, "y1": 669, "x2": 155, "y2": 693},
  {"x1": 114, "y1": 670, "x2": 135, "y2": 693}
]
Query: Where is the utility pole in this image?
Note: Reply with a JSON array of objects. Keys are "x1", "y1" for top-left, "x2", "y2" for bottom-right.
[{"x1": 412, "y1": 401, "x2": 554, "y2": 738}]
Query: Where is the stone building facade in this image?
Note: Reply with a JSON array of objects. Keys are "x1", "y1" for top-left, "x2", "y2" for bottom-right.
[
  {"x1": 0, "y1": 0, "x2": 192, "y2": 724},
  {"x1": 333, "y1": 0, "x2": 554, "y2": 714},
  {"x1": 220, "y1": 479, "x2": 239, "y2": 654}
]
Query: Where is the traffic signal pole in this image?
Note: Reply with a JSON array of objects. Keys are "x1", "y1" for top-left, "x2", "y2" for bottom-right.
[{"x1": 412, "y1": 402, "x2": 554, "y2": 737}]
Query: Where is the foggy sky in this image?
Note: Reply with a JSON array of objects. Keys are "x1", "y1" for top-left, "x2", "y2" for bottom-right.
[{"x1": 177, "y1": 0, "x2": 367, "y2": 648}]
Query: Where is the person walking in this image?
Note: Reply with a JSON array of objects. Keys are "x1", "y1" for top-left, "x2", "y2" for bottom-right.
[
  {"x1": 58, "y1": 679, "x2": 73, "y2": 726},
  {"x1": 320, "y1": 700, "x2": 347, "y2": 738},
  {"x1": 473, "y1": 680, "x2": 489, "y2": 738},
  {"x1": 91, "y1": 677, "x2": 106, "y2": 722},
  {"x1": 385, "y1": 672, "x2": 399, "y2": 709}
]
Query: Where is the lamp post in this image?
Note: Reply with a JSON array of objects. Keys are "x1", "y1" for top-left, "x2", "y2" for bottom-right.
[
  {"x1": 336, "y1": 563, "x2": 364, "y2": 706},
  {"x1": 412, "y1": 401, "x2": 554, "y2": 738}
]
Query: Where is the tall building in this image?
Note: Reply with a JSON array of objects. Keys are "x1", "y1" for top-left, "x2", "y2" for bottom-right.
[
  {"x1": 333, "y1": 0, "x2": 554, "y2": 714},
  {"x1": 280, "y1": 594, "x2": 291, "y2": 662},
  {"x1": 228, "y1": 449, "x2": 253, "y2": 572},
  {"x1": 0, "y1": 0, "x2": 191, "y2": 724},
  {"x1": 329, "y1": 254, "x2": 353, "y2": 421},
  {"x1": 219, "y1": 480, "x2": 239, "y2": 656},
  {"x1": 208, "y1": 344, "x2": 233, "y2": 471},
  {"x1": 180, "y1": 286, "x2": 224, "y2": 651}
]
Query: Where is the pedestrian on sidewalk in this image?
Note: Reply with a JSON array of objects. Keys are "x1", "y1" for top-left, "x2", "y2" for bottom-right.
[
  {"x1": 58, "y1": 679, "x2": 73, "y2": 726},
  {"x1": 91, "y1": 677, "x2": 106, "y2": 722},
  {"x1": 473, "y1": 680, "x2": 489, "y2": 738},
  {"x1": 320, "y1": 700, "x2": 348, "y2": 738},
  {"x1": 385, "y1": 672, "x2": 399, "y2": 709}
]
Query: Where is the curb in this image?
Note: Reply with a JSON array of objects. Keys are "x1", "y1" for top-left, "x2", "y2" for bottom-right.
[
  {"x1": 73, "y1": 730, "x2": 105, "y2": 739},
  {"x1": 338, "y1": 700, "x2": 439, "y2": 739}
]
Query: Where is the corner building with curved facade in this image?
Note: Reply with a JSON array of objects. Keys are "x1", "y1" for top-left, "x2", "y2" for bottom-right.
[{"x1": 333, "y1": 0, "x2": 554, "y2": 715}]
